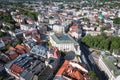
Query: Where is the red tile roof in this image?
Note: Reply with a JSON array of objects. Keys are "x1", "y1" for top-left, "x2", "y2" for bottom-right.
[
  {"x1": 9, "y1": 53, "x2": 18, "y2": 60},
  {"x1": 71, "y1": 25, "x2": 78, "y2": 29},
  {"x1": 9, "y1": 46, "x2": 16, "y2": 51},
  {"x1": 15, "y1": 44, "x2": 24, "y2": 49},
  {"x1": 10, "y1": 64, "x2": 24, "y2": 76},
  {"x1": 56, "y1": 60, "x2": 69, "y2": 75},
  {"x1": 5, "y1": 50, "x2": 18, "y2": 60},
  {"x1": 68, "y1": 30, "x2": 73, "y2": 34},
  {"x1": 2, "y1": 38, "x2": 12, "y2": 44},
  {"x1": 56, "y1": 60, "x2": 88, "y2": 80},
  {"x1": 15, "y1": 44, "x2": 30, "y2": 54},
  {"x1": 25, "y1": 30, "x2": 37, "y2": 35}
]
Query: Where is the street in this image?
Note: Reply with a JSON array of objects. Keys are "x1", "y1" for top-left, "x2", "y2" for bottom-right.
[{"x1": 80, "y1": 43, "x2": 107, "y2": 80}]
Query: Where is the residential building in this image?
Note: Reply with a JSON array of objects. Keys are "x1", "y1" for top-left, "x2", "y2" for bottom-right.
[
  {"x1": 2, "y1": 37, "x2": 12, "y2": 45},
  {"x1": 38, "y1": 15, "x2": 44, "y2": 22},
  {"x1": 23, "y1": 29, "x2": 40, "y2": 44},
  {"x1": 23, "y1": 40, "x2": 36, "y2": 49},
  {"x1": 5, "y1": 45, "x2": 60, "y2": 80},
  {"x1": 0, "y1": 39, "x2": 5, "y2": 48},
  {"x1": 82, "y1": 26, "x2": 95, "y2": 31},
  {"x1": 30, "y1": 45, "x2": 48, "y2": 59},
  {"x1": 39, "y1": 47, "x2": 60, "y2": 80},
  {"x1": 5, "y1": 48, "x2": 19, "y2": 60},
  {"x1": 54, "y1": 60, "x2": 91, "y2": 80},
  {"x1": 112, "y1": 50, "x2": 120, "y2": 58},
  {"x1": 8, "y1": 29, "x2": 26, "y2": 37},
  {"x1": 26, "y1": 18, "x2": 34, "y2": 24},
  {"x1": 49, "y1": 18, "x2": 58, "y2": 25},
  {"x1": 98, "y1": 51, "x2": 120, "y2": 80},
  {"x1": 118, "y1": 11, "x2": 120, "y2": 18},
  {"x1": 51, "y1": 24, "x2": 65, "y2": 33},
  {"x1": 104, "y1": 19, "x2": 113, "y2": 27},
  {"x1": 5, "y1": 54, "x2": 46, "y2": 80},
  {"x1": 4, "y1": 44, "x2": 30, "y2": 60},
  {"x1": 84, "y1": 31, "x2": 101, "y2": 36},
  {"x1": 20, "y1": 24, "x2": 36, "y2": 31},
  {"x1": 68, "y1": 25, "x2": 82, "y2": 39},
  {"x1": 36, "y1": 23, "x2": 47, "y2": 34},
  {"x1": 49, "y1": 33, "x2": 81, "y2": 55},
  {"x1": 0, "y1": 52, "x2": 10, "y2": 63},
  {"x1": 15, "y1": 44, "x2": 30, "y2": 54},
  {"x1": 12, "y1": 14, "x2": 27, "y2": 23}
]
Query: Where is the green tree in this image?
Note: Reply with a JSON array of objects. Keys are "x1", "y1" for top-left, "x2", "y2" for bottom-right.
[
  {"x1": 60, "y1": 51, "x2": 66, "y2": 57},
  {"x1": 100, "y1": 27, "x2": 109, "y2": 32},
  {"x1": 3, "y1": 26, "x2": 9, "y2": 30},
  {"x1": 88, "y1": 71, "x2": 98, "y2": 80},
  {"x1": 9, "y1": 26, "x2": 15, "y2": 31},
  {"x1": 0, "y1": 31, "x2": 3, "y2": 37},
  {"x1": 113, "y1": 17, "x2": 120, "y2": 24},
  {"x1": 110, "y1": 41, "x2": 119, "y2": 52},
  {"x1": 59, "y1": 4, "x2": 64, "y2": 9},
  {"x1": 81, "y1": 34, "x2": 120, "y2": 53}
]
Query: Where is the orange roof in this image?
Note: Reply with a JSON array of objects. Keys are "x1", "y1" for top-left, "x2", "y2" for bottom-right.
[
  {"x1": 2, "y1": 38, "x2": 12, "y2": 44},
  {"x1": 16, "y1": 49, "x2": 25, "y2": 55},
  {"x1": 56, "y1": 60, "x2": 70, "y2": 75},
  {"x1": 23, "y1": 45, "x2": 30, "y2": 51},
  {"x1": 25, "y1": 30, "x2": 37, "y2": 35},
  {"x1": 9, "y1": 53, "x2": 18, "y2": 60},
  {"x1": 68, "y1": 30, "x2": 73, "y2": 34},
  {"x1": 15, "y1": 44, "x2": 30, "y2": 54},
  {"x1": 15, "y1": 44, "x2": 24, "y2": 49},
  {"x1": 10, "y1": 64, "x2": 24, "y2": 75},
  {"x1": 9, "y1": 46, "x2": 16, "y2": 51},
  {"x1": 56, "y1": 60, "x2": 86, "y2": 80},
  {"x1": 71, "y1": 25, "x2": 78, "y2": 29}
]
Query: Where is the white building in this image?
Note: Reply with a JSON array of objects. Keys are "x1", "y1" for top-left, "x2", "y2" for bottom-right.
[
  {"x1": 52, "y1": 24, "x2": 65, "y2": 33},
  {"x1": 84, "y1": 31, "x2": 101, "y2": 36},
  {"x1": 20, "y1": 24, "x2": 36, "y2": 30},
  {"x1": 8, "y1": 29, "x2": 26, "y2": 37},
  {"x1": 118, "y1": 11, "x2": 120, "y2": 18},
  {"x1": 98, "y1": 51, "x2": 120, "y2": 80},
  {"x1": 38, "y1": 15, "x2": 44, "y2": 22},
  {"x1": 49, "y1": 18, "x2": 58, "y2": 25},
  {"x1": 49, "y1": 33, "x2": 81, "y2": 55},
  {"x1": 104, "y1": 19, "x2": 113, "y2": 27},
  {"x1": 68, "y1": 25, "x2": 82, "y2": 39}
]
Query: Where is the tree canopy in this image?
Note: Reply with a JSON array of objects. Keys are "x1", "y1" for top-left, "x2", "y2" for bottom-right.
[
  {"x1": 113, "y1": 17, "x2": 120, "y2": 24},
  {"x1": 88, "y1": 71, "x2": 98, "y2": 80},
  {"x1": 81, "y1": 34, "x2": 120, "y2": 52},
  {"x1": 0, "y1": 31, "x2": 4, "y2": 37}
]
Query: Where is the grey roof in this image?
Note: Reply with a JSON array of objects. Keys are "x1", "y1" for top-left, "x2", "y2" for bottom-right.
[
  {"x1": 114, "y1": 50, "x2": 120, "y2": 55},
  {"x1": 38, "y1": 66, "x2": 53, "y2": 80},
  {"x1": 48, "y1": 57, "x2": 58, "y2": 68},
  {"x1": 30, "y1": 45, "x2": 47, "y2": 58},
  {"x1": 5, "y1": 54, "x2": 46, "y2": 80},
  {"x1": 20, "y1": 70, "x2": 34, "y2": 80},
  {"x1": 51, "y1": 33, "x2": 78, "y2": 44}
]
